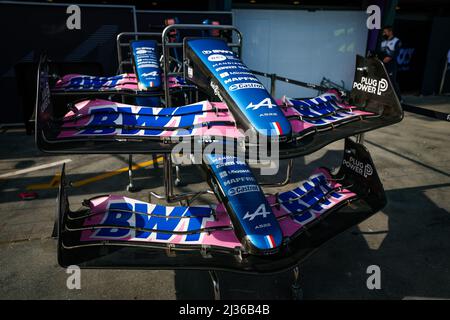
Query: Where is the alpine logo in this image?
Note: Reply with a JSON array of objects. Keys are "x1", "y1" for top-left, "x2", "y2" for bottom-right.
[
  {"x1": 246, "y1": 98, "x2": 277, "y2": 111},
  {"x1": 342, "y1": 156, "x2": 374, "y2": 178},
  {"x1": 141, "y1": 71, "x2": 159, "y2": 77},
  {"x1": 243, "y1": 204, "x2": 271, "y2": 221},
  {"x1": 352, "y1": 76, "x2": 388, "y2": 96}
]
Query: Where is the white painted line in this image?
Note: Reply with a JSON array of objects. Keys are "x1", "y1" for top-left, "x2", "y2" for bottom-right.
[{"x1": 0, "y1": 159, "x2": 72, "y2": 179}]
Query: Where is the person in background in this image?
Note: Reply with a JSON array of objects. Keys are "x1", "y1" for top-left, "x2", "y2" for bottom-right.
[{"x1": 380, "y1": 25, "x2": 402, "y2": 100}]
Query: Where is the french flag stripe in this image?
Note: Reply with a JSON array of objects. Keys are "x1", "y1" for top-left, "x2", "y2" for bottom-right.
[{"x1": 265, "y1": 235, "x2": 276, "y2": 248}]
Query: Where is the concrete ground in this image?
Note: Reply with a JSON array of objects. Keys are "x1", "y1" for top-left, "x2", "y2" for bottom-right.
[{"x1": 0, "y1": 96, "x2": 449, "y2": 300}]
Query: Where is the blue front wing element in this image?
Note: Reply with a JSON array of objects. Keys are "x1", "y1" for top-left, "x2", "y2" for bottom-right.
[
  {"x1": 205, "y1": 154, "x2": 283, "y2": 253},
  {"x1": 131, "y1": 40, "x2": 162, "y2": 107},
  {"x1": 95, "y1": 202, "x2": 212, "y2": 242},
  {"x1": 130, "y1": 40, "x2": 162, "y2": 90},
  {"x1": 187, "y1": 38, "x2": 291, "y2": 139}
]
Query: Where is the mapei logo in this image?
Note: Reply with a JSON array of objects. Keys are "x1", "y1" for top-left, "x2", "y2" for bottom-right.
[
  {"x1": 352, "y1": 76, "x2": 388, "y2": 95},
  {"x1": 142, "y1": 71, "x2": 159, "y2": 77},
  {"x1": 136, "y1": 48, "x2": 154, "y2": 54},
  {"x1": 208, "y1": 54, "x2": 226, "y2": 62},
  {"x1": 87, "y1": 200, "x2": 214, "y2": 243},
  {"x1": 202, "y1": 49, "x2": 233, "y2": 55},
  {"x1": 75, "y1": 105, "x2": 197, "y2": 136},
  {"x1": 228, "y1": 184, "x2": 260, "y2": 196},
  {"x1": 68, "y1": 76, "x2": 119, "y2": 89},
  {"x1": 243, "y1": 204, "x2": 271, "y2": 221},
  {"x1": 246, "y1": 98, "x2": 276, "y2": 111}
]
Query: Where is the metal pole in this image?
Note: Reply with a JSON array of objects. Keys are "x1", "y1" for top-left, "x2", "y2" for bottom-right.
[{"x1": 126, "y1": 155, "x2": 137, "y2": 192}]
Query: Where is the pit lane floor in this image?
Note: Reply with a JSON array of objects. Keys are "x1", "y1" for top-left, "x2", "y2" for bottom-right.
[{"x1": 0, "y1": 97, "x2": 449, "y2": 299}]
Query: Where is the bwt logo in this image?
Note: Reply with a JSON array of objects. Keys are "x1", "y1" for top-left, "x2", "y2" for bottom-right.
[{"x1": 353, "y1": 77, "x2": 388, "y2": 96}]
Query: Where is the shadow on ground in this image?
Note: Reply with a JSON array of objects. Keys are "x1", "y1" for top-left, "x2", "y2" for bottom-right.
[{"x1": 174, "y1": 164, "x2": 450, "y2": 299}]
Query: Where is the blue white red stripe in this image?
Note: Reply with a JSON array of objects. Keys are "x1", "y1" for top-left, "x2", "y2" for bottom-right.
[{"x1": 271, "y1": 122, "x2": 282, "y2": 135}]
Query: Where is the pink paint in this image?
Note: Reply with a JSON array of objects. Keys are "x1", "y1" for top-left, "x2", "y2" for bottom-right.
[{"x1": 79, "y1": 168, "x2": 356, "y2": 250}]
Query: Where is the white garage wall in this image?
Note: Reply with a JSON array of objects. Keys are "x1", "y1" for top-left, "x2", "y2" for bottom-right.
[{"x1": 233, "y1": 9, "x2": 368, "y2": 97}]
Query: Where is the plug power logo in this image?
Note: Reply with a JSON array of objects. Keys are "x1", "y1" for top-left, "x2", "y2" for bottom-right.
[
  {"x1": 342, "y1": 156, "x2": 374, "y2": 178},
  {"x1": 353, "y1": 77, "x2": 388, "y2": 96}
]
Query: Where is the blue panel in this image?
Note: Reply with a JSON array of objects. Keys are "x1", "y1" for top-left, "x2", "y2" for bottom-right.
[
  {"x1": 205, "y1": 154, "x2": 283, "y2": 251},
  {"x1": 130, "y1": 40, "x2": 162, "y2": 91}
]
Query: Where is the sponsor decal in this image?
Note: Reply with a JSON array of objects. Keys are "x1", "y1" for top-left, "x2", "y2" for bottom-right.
[
  {"x1": 229, "y1": 83, "x2": 265, "y2": 91},
  {"x1": 219, "y1": 171, "x2": 228, "y2": 178},
  {"x1": 224, "y1": 76, "x2": 258, "y2": 84},
  {"x1": 254, "y1": 223, "x2": 272, "y2": 230},
  {"x1": 212, "y1": 61, "x2": 246, "y2": 68},
  {"x1": 352, "y1": 76, "x2": 388, "y2": 95},
  {"x1": 208, "y1": 54, "x2": 226, "y2": 62},
  {"x1": 228, "y1": 184, "x2": 260, "y2": 196},
  {"x1": 227, "y1": 169, "x2": 251, "y2": 174},
  {"x1": 88, "y1": 200, "x2": 214, "y2": 242},
  {"x1": 220, "y1": 71, "x2": 254, "y2": 77},
  {"x1": 67, "y1": 76, "x2": 120, "y2": 89},
  {"x1": 202, "y1": 49, "x2": 233, "y2": 55},
  {"x1": 215, "y1": 65, "x2": 249, "y2": 71}
]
